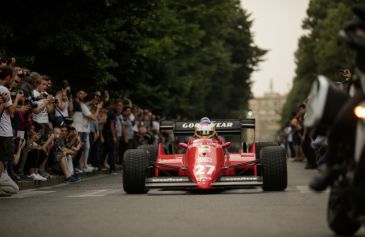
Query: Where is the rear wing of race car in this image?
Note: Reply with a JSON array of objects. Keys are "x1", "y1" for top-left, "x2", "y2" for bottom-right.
[{"x1": 160, "y1": 119, "x2": 255, "y2": 136}]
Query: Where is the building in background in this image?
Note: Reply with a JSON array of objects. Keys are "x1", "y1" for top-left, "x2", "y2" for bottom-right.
[{"x1": 249, "y1": 82, "x2": 286, "y2": 142}]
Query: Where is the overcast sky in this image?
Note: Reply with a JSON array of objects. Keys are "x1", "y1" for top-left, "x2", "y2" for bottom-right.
[{"x1": 240, "y1": 0, "x2": 310, "y2": 97}]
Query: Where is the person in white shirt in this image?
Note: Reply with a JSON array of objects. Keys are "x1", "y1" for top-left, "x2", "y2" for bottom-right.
[
  {"x1": 54, "y1": 82, "x2": 73, "y2": 126},
  {"x1": 31, "y1": 73, "x2": 54, "y2": 141},
  {"x1": 0, "y1": 66, "x2": 22, "y2": 182},
  {"x1": 72, "y1": 90, "x2": 102, "y2": 172}
]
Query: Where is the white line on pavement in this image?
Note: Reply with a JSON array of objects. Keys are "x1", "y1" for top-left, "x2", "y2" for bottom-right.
[
  {"x1": 296, "y1": 185, "x2": 329, "y2": 194},
  {"x1": 67, "y1": 189, "x2": 111, "y2": 197},
  {"x1": 0, "y1": 189, "x2": 56, "y2": 199}
]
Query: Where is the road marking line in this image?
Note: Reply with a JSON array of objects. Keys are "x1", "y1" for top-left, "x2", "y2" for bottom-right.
[
  {"x1": 98, "y1": 189, "x2": 122, "y2": 196},
  {"x1": 296, "y1": 185, "x2": 329, "y2": 194},
  {"x1": 67, "y1": 189, "x2": 110, "y2": 197},
  {"x1": 0, "y1": 189, "x2": 56, "y2": 199}
]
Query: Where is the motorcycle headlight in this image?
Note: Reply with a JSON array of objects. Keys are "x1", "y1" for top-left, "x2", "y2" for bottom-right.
[{"x1": 354, "y1": 103, "x2": 365, "y2": 119}]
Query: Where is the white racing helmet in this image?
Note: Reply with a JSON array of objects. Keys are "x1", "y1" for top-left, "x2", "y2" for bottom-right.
[
  {"x1": 195, "y1": 117, "x2": 216, "y2": 138},
  {"x1": 304, "y1": 75, "x2": 349, "y2": 132}
]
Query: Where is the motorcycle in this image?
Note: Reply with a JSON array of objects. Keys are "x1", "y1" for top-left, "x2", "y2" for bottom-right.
[{"x1": 305, "y1": 74, "x2": 365, "y2": 235}]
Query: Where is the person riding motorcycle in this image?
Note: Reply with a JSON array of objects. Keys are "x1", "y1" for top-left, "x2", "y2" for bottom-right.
[
  {"x1": 309, "y1": 4, "x2": 365, "y2": 192},
  {"x1": 306, "y1": 4, "x2": 365, "y2": 227}
]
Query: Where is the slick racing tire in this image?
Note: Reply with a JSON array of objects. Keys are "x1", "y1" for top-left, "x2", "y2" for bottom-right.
[
  {"x1": 256, "y1": 142, "x2": 278, "y2": 176},
  {"x1": 123, "y1": 149, "x2": 149, "y2": 194},
  {"x1": 261, "y1": 146, "x2": 287, "y2": 191},
  {"x1": 327, "y1": 185, "x2": 361, "y2": 236},
  {"x1": 137, "y1": 144, "x2": 158, "y2": 163},
  {"x1": 255, "y1": 142, "x2": 278, "y2": 163}
]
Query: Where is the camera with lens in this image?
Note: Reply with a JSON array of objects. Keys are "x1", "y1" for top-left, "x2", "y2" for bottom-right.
[
  {"x1": 41, "y1": 92, "x2": 49, "y2": 98},
  {"x1": 10, "y1": 90, "x2": 17, "y2": 98},
  {"x1": 66, "y1": 88, "x2": 72, "y2": 97},
  {"x1": 51, "y1": 97, "x2": 58, "y2": 104},
  {"x1": 55, "y1": 117, "x2": 73, "y2": 128},
  {"x1": 0, "y1": 92, "x2": 10, "y2": 103},
  {"x1": 40, "y1": 92, "x2": 56, "y2": 103},
  {"x1": 17, "y1": 69, "x2": 30, "y2": 79},
  {"x1": 10, "y1": 90, "x2": 24, "y2": 99},
  {"x1": 24, "y1": 96, "x2": 38, "y2": 108}
]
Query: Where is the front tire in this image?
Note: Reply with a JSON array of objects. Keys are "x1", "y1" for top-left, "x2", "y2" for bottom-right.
[
  {"x1": 123, "y1": 149, "x2": 149, "y2": 194},
  {"x1": 261, "y1": 146, "x2": 287, "y2": 191}
]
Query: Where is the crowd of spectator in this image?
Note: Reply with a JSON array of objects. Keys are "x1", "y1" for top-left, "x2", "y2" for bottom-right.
[
  {"x1": 279, "y1": 103, "x2": 327, "y2": 170},
  {"x1": 4, "y1": 56, "x2": 333, "y2": 197},
  {"x1": 0, "y1": 56, "x2": 166, "y2": 197},
  {"x1": 279, "y1": 68, "x2": 355, "y2": 170}
]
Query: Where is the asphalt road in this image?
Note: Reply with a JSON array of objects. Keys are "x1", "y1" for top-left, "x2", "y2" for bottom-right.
[{"x1": 1, "y1": 160, "x2": 364, "y2": 237}]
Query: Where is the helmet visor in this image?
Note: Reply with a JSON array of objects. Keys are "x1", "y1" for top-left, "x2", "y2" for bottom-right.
[{"x1": 196, "y1": 129, "x2": 215, "y2": 138}]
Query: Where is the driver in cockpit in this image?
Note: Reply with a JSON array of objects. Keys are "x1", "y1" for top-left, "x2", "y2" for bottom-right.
[{"x1": 193, "y1": 117, "x2": 224, "y2": 144}]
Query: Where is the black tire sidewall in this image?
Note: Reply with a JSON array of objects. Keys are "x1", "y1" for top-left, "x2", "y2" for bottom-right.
[
  {"x1": 123, "y1": 149, "x2": 149, "y2": 194},
  {"x1": 261, "y1": 146, "x2": 287, "y2": 191}
]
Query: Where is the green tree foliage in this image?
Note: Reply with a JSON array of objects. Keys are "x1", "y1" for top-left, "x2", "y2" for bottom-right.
[
  {"x1": 0, "y1": 0, "x2": 264, "y2": 118},
  {"x1": 282, "y1": 0, "x2": 363, "y2": 124}
]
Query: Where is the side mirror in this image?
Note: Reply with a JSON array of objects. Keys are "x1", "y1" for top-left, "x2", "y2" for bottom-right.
[
  {"x1": 222, "y1": 142, "x2": 231, "y2": 149},
  {"x1": 179, "y1": 143, "x2": 188, "y2": 149}
]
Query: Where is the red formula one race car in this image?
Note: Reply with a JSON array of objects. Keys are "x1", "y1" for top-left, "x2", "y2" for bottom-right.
[{"x1": 122, "y1": 119, "x2": 287, "y2": 194}]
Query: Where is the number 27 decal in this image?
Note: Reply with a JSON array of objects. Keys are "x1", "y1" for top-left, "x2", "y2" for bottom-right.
[{"x1": 194, "y1": 165, "x2": 215, "y2": 175}]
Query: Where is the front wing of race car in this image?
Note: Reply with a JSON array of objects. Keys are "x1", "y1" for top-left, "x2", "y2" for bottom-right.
[
  {"x1": 145, "y1": 176, "x2": 263, "y2": 189},
  {"x1": 145, "y1": 146, "x2": 263, "y2": 190}
]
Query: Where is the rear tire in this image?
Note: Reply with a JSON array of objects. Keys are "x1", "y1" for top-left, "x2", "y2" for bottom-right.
[
  {"x1": 137, "y1": 144, "x2": 158, "y2": 163},
  {"x1": 123, "y1": 149, "x2": 149, "y2": 194},
  {"x1": 261, "y1": 146, "x2": 287, "y2": 191},
  {"x1": 255, "y1": 142, "x2": 278, "y2": 162},
  {"x1": 327, "y1": 185, "x2": 361, "y2": 236}
]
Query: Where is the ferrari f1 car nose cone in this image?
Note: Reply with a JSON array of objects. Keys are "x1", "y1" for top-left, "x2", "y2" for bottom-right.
[{"x1": 196, "y1": 181, "x2": 212, "y2": 189}]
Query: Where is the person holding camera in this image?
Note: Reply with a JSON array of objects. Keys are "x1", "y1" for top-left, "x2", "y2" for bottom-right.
[
  {"x1": 31, "y1": 73, "x2": 54, "y2": 141},
  {"x1": 9, "y1": 73, "x2": 32, "y2": 126},
  {"x1": 53, "y1": 82, "x2": 73, "y2": 127},
  {"x1": 31, "y1": 73, "x2": 55, "y2": 178},
  {"x1": 49, "y1": 127, "x2": 80, "y2": 183},
  {"x1": 25, "y1": 124, "x2": 54, "y2": 181},
  {"x1": 19, "y1": 71, "x2": 39, "y2": 99},
  {"x1": 0, "y1": 66, "x2": 23, "y2": 180}
]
